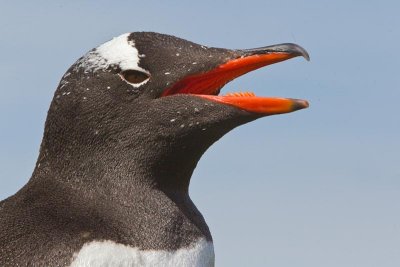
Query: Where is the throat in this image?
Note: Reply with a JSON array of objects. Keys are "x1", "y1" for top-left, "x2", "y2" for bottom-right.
[
  {"x1": 34, "y1": 133, "x2": 203, "y2": 197},
  {"x1": 29, "y1": 149, "x2": 213, "y2": 248}
]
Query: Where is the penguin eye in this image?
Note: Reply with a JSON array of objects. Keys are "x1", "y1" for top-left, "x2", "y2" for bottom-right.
[{"x1": 120, "y1": 70, "x2": 150, "y2": 84}]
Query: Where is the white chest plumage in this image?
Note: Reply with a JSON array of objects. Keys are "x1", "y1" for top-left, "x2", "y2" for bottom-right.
[{"x1": 70, "y1": 238, "x2": 215, "y2": 267}]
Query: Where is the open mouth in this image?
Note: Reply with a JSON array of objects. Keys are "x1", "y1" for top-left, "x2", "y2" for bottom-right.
[{"x1": 161, "y1": 43, "x2": 310, "y2": 115}]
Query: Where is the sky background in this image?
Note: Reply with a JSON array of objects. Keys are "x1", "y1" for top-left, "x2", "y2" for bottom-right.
[{"x1": 0, "y1": 1, "x2": 399, "y2": 266}]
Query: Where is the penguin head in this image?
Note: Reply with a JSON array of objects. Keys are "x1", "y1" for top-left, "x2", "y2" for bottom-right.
[{"x1": 45, "y1": 32, "x2": 309, "y2": 187}]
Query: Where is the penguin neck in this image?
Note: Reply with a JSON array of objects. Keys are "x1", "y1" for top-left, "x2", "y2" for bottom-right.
[
  {"x1": 26, "y1": 130, "x2": 214, "y2": 245},
  {"x1": 31, "y1": 128, "x2": 207, "y2": 203}
]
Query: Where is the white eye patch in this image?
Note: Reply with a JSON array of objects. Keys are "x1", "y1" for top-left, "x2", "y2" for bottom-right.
[{"x1": 74, "y1": 33, "x2": 150, "y2": 87}]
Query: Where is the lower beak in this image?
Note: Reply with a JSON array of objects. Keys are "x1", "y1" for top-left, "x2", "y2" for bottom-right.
[{"x1": 199, "y1": 94, "x2": 309, "y2": 115}]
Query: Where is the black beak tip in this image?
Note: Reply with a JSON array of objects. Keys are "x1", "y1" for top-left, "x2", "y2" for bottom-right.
[
  {"x1": 294, "y1": 44, "x2": 310, "y2": 61},
  {"x1": 280, "y1": 43, "x2": 310, "y2": 61},
  {"x1": 292, "y1": 99, "x2": 310, "y2": 111}
]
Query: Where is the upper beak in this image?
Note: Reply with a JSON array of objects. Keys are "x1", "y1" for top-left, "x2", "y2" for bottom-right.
[
  {"x1": 162, "y1": 43, "x2": 310, "y2": 116},
  {"x1": 240, "y1": 43, "x2": 310, "y2": 61}
]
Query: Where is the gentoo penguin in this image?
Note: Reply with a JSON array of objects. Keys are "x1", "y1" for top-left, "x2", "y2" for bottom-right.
[{"x1": 0, "y1": 32, "x2": 309, "y2": 266}]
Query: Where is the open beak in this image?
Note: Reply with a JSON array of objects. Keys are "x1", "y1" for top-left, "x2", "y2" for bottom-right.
[{"x1": 162, "y1": 43, "x2": 310, "y2": 115}]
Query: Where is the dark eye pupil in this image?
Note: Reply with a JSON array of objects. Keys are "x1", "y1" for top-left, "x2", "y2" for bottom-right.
[{"x1": 121, "y1": 70, "x2": 149, "y2": 84}]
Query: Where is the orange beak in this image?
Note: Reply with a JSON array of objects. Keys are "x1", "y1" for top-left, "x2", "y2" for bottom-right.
[{"x1": 162, "y1": 43, "x2": 310, "y2": 115}]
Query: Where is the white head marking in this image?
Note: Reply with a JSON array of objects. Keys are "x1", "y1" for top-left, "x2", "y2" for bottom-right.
[{"x1": 74, "y1": 33, "x2": 150, "y2": 88}]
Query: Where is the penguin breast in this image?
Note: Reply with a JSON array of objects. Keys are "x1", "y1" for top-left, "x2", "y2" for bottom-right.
[{"x1": 70, "y1": 238, "x2": 215, "y2": 267}]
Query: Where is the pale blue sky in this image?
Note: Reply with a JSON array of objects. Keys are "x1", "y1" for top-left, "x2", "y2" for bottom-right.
[{"x1": 1, "y1": 1, "x2": 399, "y2": 266}]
